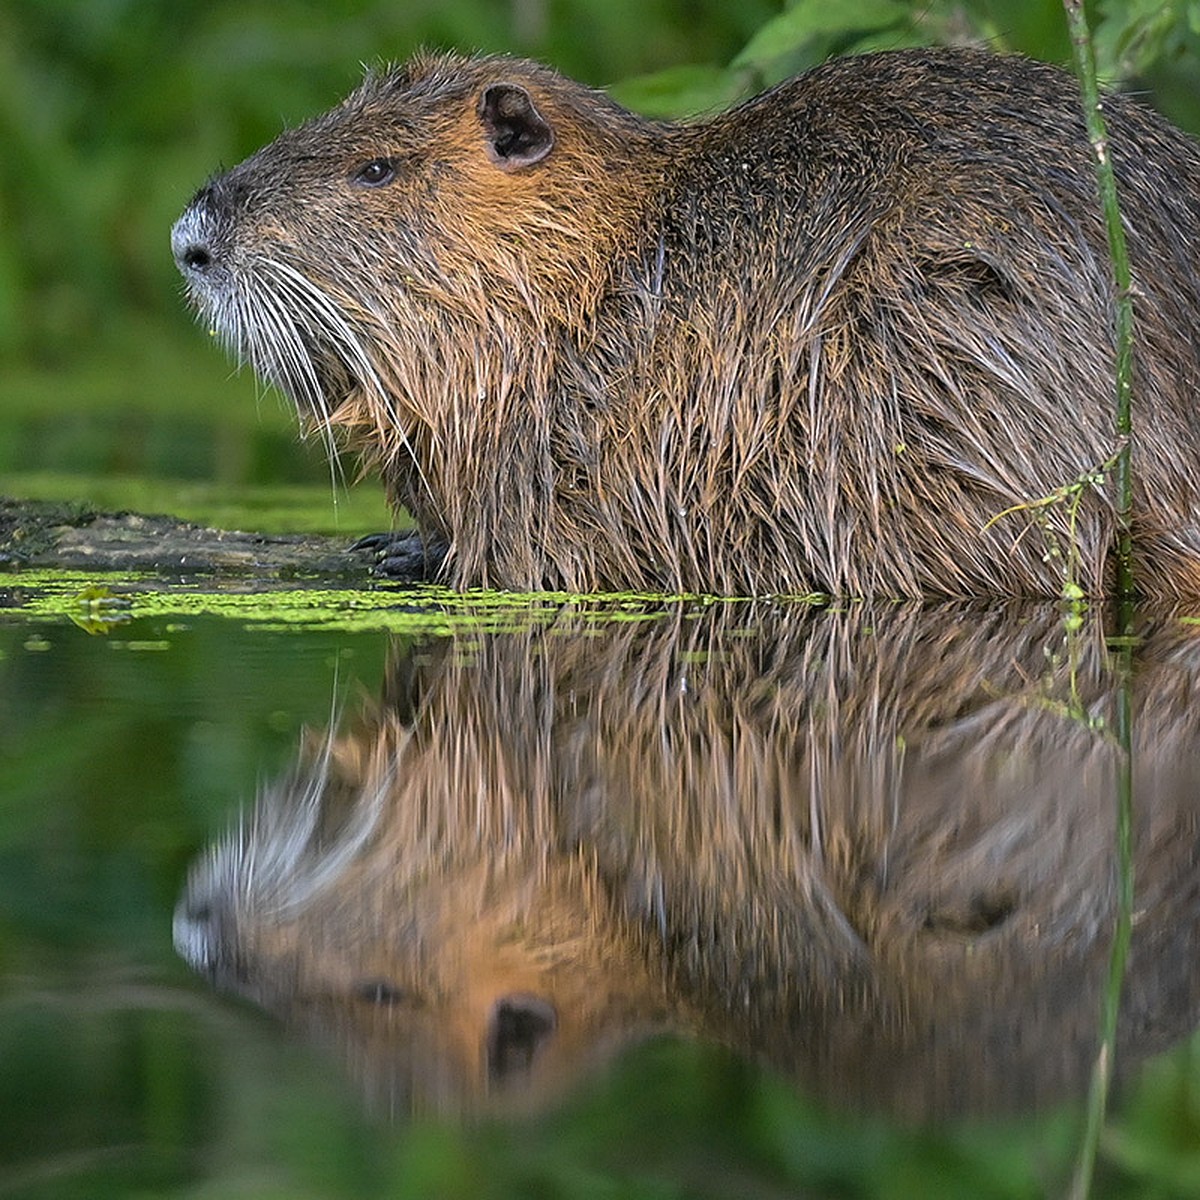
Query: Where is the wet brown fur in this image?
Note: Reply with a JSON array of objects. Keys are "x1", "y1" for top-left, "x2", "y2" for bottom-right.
[{"x1": 175, "y1": 48, "x2": 1200, "y2": 596}]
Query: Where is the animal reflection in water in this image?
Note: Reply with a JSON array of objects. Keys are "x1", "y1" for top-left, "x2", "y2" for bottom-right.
[{"x1": 175, "y1": 604, "x2": 1200, "y2": 1119}]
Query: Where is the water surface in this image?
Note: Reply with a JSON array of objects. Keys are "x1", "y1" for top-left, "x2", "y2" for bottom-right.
[{"x1": 3, "y1": 580, "x2": 1199, "y2": 1197}]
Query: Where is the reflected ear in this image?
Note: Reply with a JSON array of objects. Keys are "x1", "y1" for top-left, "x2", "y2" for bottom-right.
[
  {"x1": 486, "y1": 993, "x2": 557, "y2": 1084},
  {"x1": 478, "y1": 83, "x2": 555, "y2": 170}
]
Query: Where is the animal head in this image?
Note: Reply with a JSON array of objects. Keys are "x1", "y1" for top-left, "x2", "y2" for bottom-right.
[{"x1": 171, "y1": 54, "x2": 654, "y2": 444}]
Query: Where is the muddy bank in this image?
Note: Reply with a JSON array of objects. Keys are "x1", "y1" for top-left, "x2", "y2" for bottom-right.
[{"x1": 0, "y1": 497, "x2": 379, "y2": 578}]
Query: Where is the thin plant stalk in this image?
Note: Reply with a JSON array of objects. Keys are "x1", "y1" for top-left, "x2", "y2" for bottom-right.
[
  {"x1": 1062, "y1": 0, "x2": 1136, "y2": 600},
  {"x1": 1067, "y1": 624, "x2": 1135, "y2": 1200}
]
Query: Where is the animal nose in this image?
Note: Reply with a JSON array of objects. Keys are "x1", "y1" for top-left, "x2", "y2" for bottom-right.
[
  {"x1": 171, "y1": 210, "x2": 216, "y2": 276},
  {"x1": 171, "y1": 191, "x2": 226, "y2": 278},
  {"x1": 177, "y1": 239, "x2": 213, "y2": 273},
  {"x1": 173, "y1": 889, "x2": 231, "y2": 977}
]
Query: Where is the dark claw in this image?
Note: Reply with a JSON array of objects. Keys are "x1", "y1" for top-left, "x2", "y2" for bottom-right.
[
  {"x1": 350, "y1": 531, "x2": 449, "y2": 583},
  {"x1": 349, "y1": 531, "x2": 401, "y2": 553}
]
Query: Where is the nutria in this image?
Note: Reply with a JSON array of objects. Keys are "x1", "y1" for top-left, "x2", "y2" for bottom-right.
[
  {"x1": 175, "y1": 604, "x2": 1200, "y2": 1118},
  {"x1": 172, "y1": 48, "x2": 1200, "y2": 597}
]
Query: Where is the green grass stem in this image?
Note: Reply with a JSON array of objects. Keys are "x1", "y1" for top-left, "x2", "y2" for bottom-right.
[
  {"x1": 1062, "y1": 0, "x2": 1136, "y2": 601},
  {"x1": 1067, "y1": 617, "x2": 1136, "y2": 1200}
]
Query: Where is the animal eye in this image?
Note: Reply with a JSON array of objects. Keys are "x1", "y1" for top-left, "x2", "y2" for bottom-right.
[
  {"x1": 352, "y1": 979, "x2": 411, "y2": 1007},
  {"x1": 352, "y1": 158, "x2": 397, "y2": 187}
]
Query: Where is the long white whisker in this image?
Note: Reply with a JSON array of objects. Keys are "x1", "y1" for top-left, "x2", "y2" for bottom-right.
[
  {"x1": 244, "y1": 266, "x2": 349, "y2": 499},
  {"x1": 258, "y1": 257, "x2": 431, "y2": 510},
  {"x1": 191, "y1": 245, "x2": 437, "y2": 525}
]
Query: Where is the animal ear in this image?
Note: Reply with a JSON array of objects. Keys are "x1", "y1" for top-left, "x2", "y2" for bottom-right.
[
  {"x1": 478, "y1": 83, "x2": 555, "y2": 170},
  {"x1": 486, "y1": 993, "x2": 557, "y2": 1085}
]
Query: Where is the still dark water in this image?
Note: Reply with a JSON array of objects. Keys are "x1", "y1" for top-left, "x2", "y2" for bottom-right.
[{"x1": 3, "y1": 577, "x2": 1200, "y2": 1198}]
